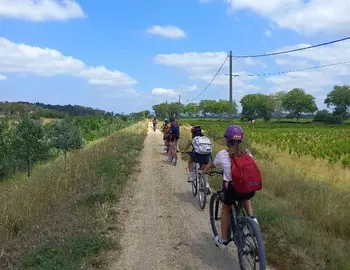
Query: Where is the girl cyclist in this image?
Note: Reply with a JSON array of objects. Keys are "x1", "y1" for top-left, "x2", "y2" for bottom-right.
[
  {"x1": 204, "y1": 125, "x2": 259, "y2": 249},
  {"x1": 184, "y1": 125, "x2": 212, "y2": 195}
]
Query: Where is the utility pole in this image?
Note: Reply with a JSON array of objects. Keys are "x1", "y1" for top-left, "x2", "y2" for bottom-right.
[
  {"x1": 229, "y1": 50, "x2": 233, "y2": 124},
  {"x1": 178, "y1": 94, "x2": 181, "y2": 104}
]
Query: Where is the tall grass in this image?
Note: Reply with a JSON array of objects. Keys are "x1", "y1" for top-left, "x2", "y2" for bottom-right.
[
  {"x1": 179, "y1": 124, "x2": 350, "y2": 270},
  {"x1": 0, "y1": 121, "x2": 147, "y2": 269}
]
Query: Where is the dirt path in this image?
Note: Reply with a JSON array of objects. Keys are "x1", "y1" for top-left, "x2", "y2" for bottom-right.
[{"x1": 109, "y1": 123, "x2": 241, "y2": 270}]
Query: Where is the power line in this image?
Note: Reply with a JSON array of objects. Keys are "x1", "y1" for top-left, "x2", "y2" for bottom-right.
[
  {"x1": 245, "y1": 60, "x2": 350, "y2": 77},
  {"x1": 188, "y1": 55, "x2": 229, "y2": 102},
  {"x1": 210, "y1": 84, "x2": 226, "y2": 97},
  {"x1": 232, "y1": 36, "x2": 350, "y2": 58}
]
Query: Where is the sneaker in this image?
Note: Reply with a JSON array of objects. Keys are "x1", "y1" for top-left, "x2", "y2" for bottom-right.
[
  {"x1": 215, "y1": 236, "x2": 229, "y2": 250},
  {"x1": 206, "y1": 183, "x2": 212, "y2": 195},
  {"x1": 250, "y1": 216, "x2": 259, "y2": 225},
  {"x1": 187, "y1": 172, "x2": 194, "y2": 182}
]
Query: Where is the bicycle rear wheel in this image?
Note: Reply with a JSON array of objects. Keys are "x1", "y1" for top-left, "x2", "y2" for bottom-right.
[
  {"x1": 198, "y1": 174, "x2": 207, "y2": 209},
  {"x1": 236, "y1": 217, "x2": 266, "y2": 270}
]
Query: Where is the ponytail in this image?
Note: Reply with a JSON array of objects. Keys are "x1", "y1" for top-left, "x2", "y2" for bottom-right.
[{"x1": 226, "y1": 140, "x2": 245, "y2": 158}]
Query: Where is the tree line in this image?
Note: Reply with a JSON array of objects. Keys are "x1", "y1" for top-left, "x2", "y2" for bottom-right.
[
  {"x1": 152, "y1": 99, "x2": 238, "y2": 119},
  {"x1": 152, "y1": 85, "x2": 350, "y2": 123},
  {"x1": 0, "y1": 101, "x2": 135, "y2": 118}
]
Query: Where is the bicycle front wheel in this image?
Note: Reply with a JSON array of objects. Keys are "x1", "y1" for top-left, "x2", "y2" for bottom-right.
[
  {"x1": 209, "y1": 193, "x2": 232, "y2": 240},
  {"x1": 236, "y1": 217, "x2": 266, "y2": 270},
  {"x1": 198, "y1": 174, "x2": 207, "y2": 209},
  {"x1": 209, "y1": 193, "x2": 220, "y2": 236}
]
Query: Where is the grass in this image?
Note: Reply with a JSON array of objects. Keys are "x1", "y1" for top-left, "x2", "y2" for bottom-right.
[
  {"x1": 0, "y1": 121, "x2": 148, "y2": 269},
  {"x1": 179, "y1": 124, "x2": 350, "y2": 270}
]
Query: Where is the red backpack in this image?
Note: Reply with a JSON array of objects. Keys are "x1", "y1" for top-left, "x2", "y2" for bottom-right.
[{"x1": 230, "y1": 152, "x2": 263, "y2": 193}]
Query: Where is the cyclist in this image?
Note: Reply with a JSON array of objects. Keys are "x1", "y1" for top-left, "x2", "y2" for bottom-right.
[
  {"x1": 162, "y1": 119, "x2": 171, "y2": 151},
  {"x1": 203, "y1": 125, "x2": 258, "y2": 249},
  {"x1": 161, "y1": 118, "x2": 169, "y2": 134},
  {"x1": 184, "y1": 125, "x2": 212, "y2": 194},
  {"x1": 152, "y1": 117, "x2": 157, "y2": 130},
  {"x1": 168, "y1": 117, "x2": 180, "y2": 161}
]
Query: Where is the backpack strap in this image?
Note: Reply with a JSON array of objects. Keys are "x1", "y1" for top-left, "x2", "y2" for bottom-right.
[{"x1": 231, "y1": 154, "x2": 244, "y2": 183}]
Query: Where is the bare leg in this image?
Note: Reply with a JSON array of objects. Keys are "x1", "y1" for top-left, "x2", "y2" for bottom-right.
[
  {"x1": 188, "y1": 159, "x2": 193, "y2": 172},
  {"x1": 221, "y1": 205, "x2": 230, "y2": 242},
  {"x1": 241, "y1": 199, "x2": 253, "y2": 216}
]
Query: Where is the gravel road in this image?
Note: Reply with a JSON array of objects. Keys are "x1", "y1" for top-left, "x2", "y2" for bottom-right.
[{"x1": 109, "y1": 124, "x2": 245, "y2": 270}]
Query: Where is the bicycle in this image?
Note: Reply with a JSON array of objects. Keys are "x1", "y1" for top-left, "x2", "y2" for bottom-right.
[
  {"x1": 169, "y1": 139, "x2": 178, "y2": 166},
  {"x1": 185, "y1": 151, "x2": 208, "y2": 209},
  {"x1": 208, "y1": 171, "x2": 266, "y2": 270},
  {"x1": 153, "y1": 123, "x2": 157, "y2": 132}
]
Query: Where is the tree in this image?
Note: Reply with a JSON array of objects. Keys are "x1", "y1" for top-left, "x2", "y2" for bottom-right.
[
  {"x1": 324, "y1": 85, "x2": 350, "y2": 121},
  {"x1": 268, "y1": 91, "x2": 286, "y2": 122},
  {"x1": 216, "y1": 99, "x2": 237, "y2": 118},
  {"x1": 168, "y1": 102, "x2": 184, "y2": 118},
  {"x1": 240, "y1": 94, "x2": 273, "y2": 121},
  {"x1": 50, "y1": 117, "x2": 83, "y2": 158},
  {"x1": 282, "y1": 88, "x2": 318, "y2": 122},
  {"x1": 184, "y1": 103, "x2": 199, "y2": 117},
  {"x1": 199, "y1": 100, "x2": 217, "y2": 117},
  {"x1": 152, "y1": 103, "x2": 169, "y2": 119},
  {"x1": 144, "y1": 110, "x2": 151, "y2": 118},
  {"x1": 0, "y1": 121, "x2": 13, "y2": 179},
  {"x1": 12, "y1": 117, "x2": 49, "y2": 177},
  {"x1": 313, "y1": 109, "x2": 331, "y2": 122}
]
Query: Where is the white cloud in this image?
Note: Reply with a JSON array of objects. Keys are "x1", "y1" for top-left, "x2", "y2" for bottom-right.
[
  {"x1": 147, "y1": 25, "x2": 186, "y2": 39},
  {"x1": 0, "y1": 0, "x2": 85, "y2": 21},
  {"x1": 203, "y1": 0, "x2": 350, "y2": 35},
  {"x1": 264, "y1": 30, "x2": 271, "y2": 37},
  {"x1": 154, "y1": 51, "x2": 262, "y2": 87},
  {"x1": 0, "y1": 37, "x2": 137, "y2": 87},
  {"x1": 154, "y1": 52, "x2": 228, "y2": 84},
  {"x1": 152, "y1": 88, "x2": 178, "y2": 97},
  {"x1": 0, "y1": 74, "x2": 7, "y2": 80},
  {"x1": 262, "y1": 40, "x2": 350, "y2": 109},
  {"x1": 106, "y1": 88, "x2": 141, "y2": 99}
]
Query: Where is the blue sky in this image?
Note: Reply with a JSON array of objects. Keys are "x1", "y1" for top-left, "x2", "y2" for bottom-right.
[{"x1": 0, "y1": 0, "x2": 350, "y2": 113}]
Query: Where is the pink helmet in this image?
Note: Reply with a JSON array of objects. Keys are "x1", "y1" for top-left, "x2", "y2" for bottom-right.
[{"x1": 224, "y1": 125, "x2": 244, "y2": 142}]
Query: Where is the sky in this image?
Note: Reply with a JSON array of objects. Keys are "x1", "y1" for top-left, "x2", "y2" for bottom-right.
[{"x1": 0, "y1": 0, "x2": 350, "y2": 113}]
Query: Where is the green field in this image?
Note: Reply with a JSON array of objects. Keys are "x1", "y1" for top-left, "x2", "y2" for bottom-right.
[{"x1": 184, "y1": 119, "x2": 350, "y2": 165}]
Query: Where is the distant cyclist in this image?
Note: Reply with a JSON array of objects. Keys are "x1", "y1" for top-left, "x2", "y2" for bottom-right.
[
  {"x1": 184, "y1": 125, "x2": 212, "y2": 194},
  {"x1": 203, "y1": 125, "x2": 260, "y2": 249},
  {"x1": 161, "y1": 118, "x2": 169, "y2": 133},
  {"x1": 162, "y1": 119, "x2": 171, "y2": 151},
  {"x1": 152, "y1": 117, "x2": 157, "y2": 131},
  {"x1": 168, "y1": 117, "x2": 180, "y2": 161}
]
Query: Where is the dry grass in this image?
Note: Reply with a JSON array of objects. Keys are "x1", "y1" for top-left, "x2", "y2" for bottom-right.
[
  {"x1": 253, "y1": 143, "x2": 350, "y2": 191},
  {"x1": 179, "y1": 124, "x2": 350, "y2": 270},
  {"x1": 0, "y1": 121, "x2": 148, "y2": 269}
]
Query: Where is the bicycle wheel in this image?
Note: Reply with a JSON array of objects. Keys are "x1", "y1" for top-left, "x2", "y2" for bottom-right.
[
  {"x1": 209, "y1": 193, "x2": 232, "y2": 240},
  {"x1": 209, "y1": 193, "x2": 220, "y2": 237},
  {"x1": 198, "y1": 173, "x2": 207, "y2": 209},
  {"x1": 236, "y1": 217, "x2": 266, "y2": 270},
  {"x1": 173, "y1": 154, "x2": 177, "y2": 166},
  {"x1": 192, "y1": 167, "x2": 198, "y2": 197}
]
